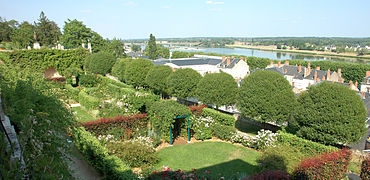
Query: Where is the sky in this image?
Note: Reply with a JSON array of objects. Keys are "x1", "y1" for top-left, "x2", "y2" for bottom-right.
[{"x1": 1, "y1": 0, "x2": 370, "y2": 39}]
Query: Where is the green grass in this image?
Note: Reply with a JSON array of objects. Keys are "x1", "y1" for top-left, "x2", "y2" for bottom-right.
[
  {"x1": 154, "y1": 142, "x2": 261, "y2": 178},
  {"x1": 71, "y1": 106, "x2": 95, "y2": 122},
  {"x1": 235, "y1": 120, "x2": 261, "y2": 136}
]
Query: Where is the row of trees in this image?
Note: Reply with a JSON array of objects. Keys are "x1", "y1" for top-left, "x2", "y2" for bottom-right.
[{"x1": 144, "y1": 34, "x2": 170, "y2": 59}]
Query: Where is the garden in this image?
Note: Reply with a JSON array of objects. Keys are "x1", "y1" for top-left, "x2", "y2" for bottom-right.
[{"x1": 0, "y1": 49, "x2": 369, "y2": 179}]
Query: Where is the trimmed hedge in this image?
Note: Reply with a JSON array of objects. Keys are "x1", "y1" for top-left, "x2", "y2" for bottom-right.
[
  {"x1": 294, "y1": 148, "x2": 352, "y2": 179},
  {"x1": 99, "y1": 75, "x2": 132, "y2": 88},
  {"x1": 211, "y1": 124, "x2": 236, "y2": 141},
  {"x1": 202, "y1": 108, "x2": 235, "y2": 126},
  {"x1": 78, "y1": 92, "x2": 100, "y2": 110},
  {"x1": 65, "y1": 84, "x2": 80, "y2": 102},
  {"x1": 84, "y1": 52, "x2": 116, "y2": 75},
  {"x1": 72, "y1": 127, "x2": 137, "y2": 179},
  {"x1": 278, "y1": 131, "x2": 337, "y2": 154}
]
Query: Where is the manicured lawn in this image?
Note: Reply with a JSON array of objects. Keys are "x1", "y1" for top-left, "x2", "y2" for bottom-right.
[
  {"x1": 235, "y1": 120, "x2": 261, "y2": 136},
  {"x1": 71, "y1": 107, "x2": 95, "y2": 122},
  {"x1": 154, "y1": 141, "x2": 261, "y2": 178}
]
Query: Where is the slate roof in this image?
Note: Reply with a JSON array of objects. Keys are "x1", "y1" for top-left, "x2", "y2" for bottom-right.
[
  {"x1": 218, "y1": 58, "x2": 241, "y2": 68},
  {"x1": 264, "y1": 65, "x2": 333, "y2": 81}
]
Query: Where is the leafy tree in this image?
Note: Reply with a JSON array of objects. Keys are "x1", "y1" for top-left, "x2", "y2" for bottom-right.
[
  {"x1": 291, "y1": 82, "x2": 367, "y2": 145},
  {"x1": 237, "y1": 70, "x2": 296, "y2": 126},
  {"x1": 157, "y1": 45, "x2": 170, "y2": 59},
  {"x1": 167, "y1": 68, "x2": 202, "y2": 99},
  {"x1": 146, "y1": 34, "x2": 158, "y2": 59},
  {"x1": 145, "y1": 65, "x2": 173, "y2": 97},
  {"x1": 111, "y1": 58, "x2": 131, "y2": 81},
  {"x1": 10, "y1": 21, "x2": 35, "y2": 48},
  {"x1": 0, "y1": 17, "x2": 17, "y2": 42},
  {"x1": 84, "y1": 52, "x2": 116, "y2": 74},
  {"x1": 61, "y1": 19, "x2": 92, "y2": 47},
  {"x1": 102, "y1": 38, "x2": 126, "y2": 58},
  {"x1": 34, "y1": 11, "x2": 61, "y2": 46},
  {"x1": 196, "y1": 72, "x2": 238, "y2": 108},
  {"x1": 131, "y1": 44, "x2": 141, "y2": 52},
  {"x1": 124, "y1": 58, "x2": 154, "y2": 87}
]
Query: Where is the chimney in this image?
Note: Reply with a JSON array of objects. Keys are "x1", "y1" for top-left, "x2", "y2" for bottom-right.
[
  {"x1": 316, "y1": 66, "x2": 320, "y2": 70},
  {"x1": 172, "y1": 68, "x2": 176, "y2": 72},
  {"x1": 270, "y1": 61, "x2": 274, "y2": 66},
  {"x1": 240, "y1": 57, "x2": 244, "y2": 61},
  {"x1": 278, "y1": 61, "x2": 281, "y2": 67},
  {"x1": 295, "y1": 64, "x2": 298, "y2": 67},
  {"x1": 314, "y1": 71, "x2": 318, "y2": 82},
  {"x1": 322, "y1": 76, "x2": 326, "y2": 80},
  {"x1": 350, "y1": 80, "x2": 353, "y2": 89},
  {"x1": 284, "y1": 61, "x2": 289, "y2": 66},
  {"x1": 308, "y1": 62, "x2": 311, "y2": 69},
  {"x1": 244, "y1": 57, "x2": 247, "y2": 63},
  {"x1": 284, "y1": 69, "x2": 287, "y2": 73},
  {"x1": 327, "y1": 69, "x2": 331, "y2": 80},
  {"x1": 227, "y1": 57, "x2": 231, "y2": 66},
  {"x1": 338, "y1": 68, "x2": 342, "y2": 75},
  {"x1": 231, "y1": 56, "x2": 235, "y2": 59},
  {"x1": 307, "y1": 63, "x2": 311, "y2": 76},
  {"x1": 292, "y1": 81, "x2": 295, "y2": 87},
  {"x1": 298, "y1": 65, "x2": 302, "y2": 73},
  {"x1": 366, "y1": 71, "x2": 370, "y2": 77},
  {"x1": 222, "y1": 56, "x2": 226, "y2": 63},
  {"x1": 361, "y1": 92, "x2": 366, "y2": 99}
]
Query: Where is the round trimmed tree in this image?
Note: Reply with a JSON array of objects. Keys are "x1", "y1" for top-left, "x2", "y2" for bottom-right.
[
  {"x1": 124, "y1": 58, "x2": 154, "y2": 87},
  {"x1": 145, "y1": 65, "x2": 172, "y2": 97},
  {"x1": 237, "y1": 70, "x2": 296, "y2": 125},
  {"x1": 293, "y1": 81, "x2": 367, "y2": 145},
  {"x1": 167, "y1": 68, "x2": 202, "y2": 100},
  {"x1": 84, "y1": 51, "x2": 116, "y2": 75},
  {"x1": 196, "y1": 72, "x2": 238, "y2": 108},
  {"x1": 111, "y1": 58, "x2": 131, "y2": 81}
]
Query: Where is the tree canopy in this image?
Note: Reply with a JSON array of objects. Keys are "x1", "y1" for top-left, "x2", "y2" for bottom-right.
[
  {"x1": 146, "y1": 34, "x2": 158, "y2": 59},
  {"x1": 111, "y1": 58, "x2": 131, "y2": 81},
  {"x1": 167, "y1": 68, "x2": 202, "y2": 100},
  {"x1": 145, "y1": 65, "x2": 173, "y2": 95},
  {"x1": 196, "y1": 72, "x2": 238, "y2": 108},
  {"x1": 10, "y1": 21, "x2": 35, "y2": 48},
  {"x1": 291, "y1": 81, "x2": 367, "y2": 145},
  {"x1": 35, "y1": 11, "x2": 61, "y2": 46},
  {"x1": 237, "y1": 70, "x2": 296, "y2": 125},
  {"x1": 124, "y1": 58, "x2": 154, "y2": 87},
  {"x1": 84, "y1": 52, "x2": 116, "y2": 75}
]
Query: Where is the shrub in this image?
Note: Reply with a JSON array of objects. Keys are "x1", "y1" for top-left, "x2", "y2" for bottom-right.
[
  {"x1": 111, "y1": 58, "x2": 131, "y2": 81},
  {"x1": 72, "y1": 127, "x2": 136, "y2": 179},
  {"x1": 212, "y1": 123, "x2": 236, "y2": 141},
  {"x1": 65, "y1": 84, "x2": 80, "y2": 102},
  {"x1": 147, "y1": 167, "x2": 212, "y2": 180},
  {"x1": 189, "y1": 104, "x2": 207, "y2": 116},
  {"x1": 124, "y1": 58, "x2": 153, "y2": 87},
  {"x1": 277, "y1": 131, "x2": 337, "y2": 154},
  {"x1": 248, "y1": 170, "x2": 290, "y2": 180},
  {"x1": 78, "y1": 91, "x2": 100, "y2": 110},
  {"x1": 85, "y1": 51, "x2": 116, "y2": 75},
  {"x1": 167, "y1": 68, "x2": 202, "y2": 99},
  {"x1": 202, "y1": 108, "x2": 235, "y2": 126},
  {"x1": 79, "y1": 74, "x2": 100, "y2": 87},
  {"x1": 106, "y1": 141, "x2": 158, "y2": 168},
  {"x1": 361, "y1": 157, "x2": 370, "y2": 180},
  {"x1": 192, "y1": 116, "x2": 214, "y2": 140},
  {"x1": 171, "y1": 51, "x2": 195, "y2": 59},
  {"x1": 253, "y1": 129, "x2": 278, "y2": 150},
  {"x1": 145, "y1": 65, "x2": 173, "y2": 95},
  {"x1": 294, "y1": 148, "x2": 352, "y2": 180},
  {"x1": 98, "y1": 74, "x2": 132, "y2": 88}
]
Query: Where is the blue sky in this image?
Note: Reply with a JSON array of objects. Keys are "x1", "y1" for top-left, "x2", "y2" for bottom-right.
[{"x1": 1, "y1": 0, "x2": 370, "y2": 39}]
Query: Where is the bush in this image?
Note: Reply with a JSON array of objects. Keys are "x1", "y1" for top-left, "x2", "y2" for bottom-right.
[
  {"x1": 78, "y1": 91, "x2": 100, "y2": 110},
  {"x1": 106, "y1": 141, "x2": 158, "y2": 168},
  {"x1": 111, "y1": 58, "x2": 131, "y2": 81},
  {"x1": 79, "y1": 74, "x2": 100, "y2": 87},
  {"x1": 277, "y1": 131, "x2": 337, "y2": 154},
  {"x1": 98, "y1": 74, "x2": 132, "y2": 88},
  {"x1": 212, "y1": 123, "x2": 236, "y2": 141},
  {"x1": 72, "y1": 127, "x2": 136, "y2": 179},
  {"x1": 294, "y1": 149, "x2": 352, "y2": 180},
  {"x1": 192, "y1": 116, "x2": 213, "y2": 140},
  {"x1": 124, "y1": 58, "x2": 153, "y2": 87},
  {"x1": 202, "y1": 108, "x2": 235, "y2": 126},
  {"x1": 85, "y1": 52, "x2": 116, "y2": 75},
  {"x1": 189, "y1": 104, "x2": 207, "y2": 116},
  {"x1": 248, "y1": 170, "x2": 290, "y2": 180},
  {"x1": 167, "y1": 68, "x2": 202, "y2": 99},
  {"x1": 171, "y1": 51, "x2": 195, "y2": 59},
  {"x1": 145, "y1": 65, "x2": 172, "y2": 95},
  {"x1": 65, "y1": 84, "x2": 80, "y2": 102},
  {"x1": 361, "y1": 157, "x2": 370, "y2": 180},
  {"x1": 147, "y1": 167, "x2": 212, "y2": 180}
]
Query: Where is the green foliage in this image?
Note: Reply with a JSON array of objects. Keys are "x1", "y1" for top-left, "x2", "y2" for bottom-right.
[
  {"x1": 131, "y1": 44, "x2": 141, "y2": 52},
  {"x1": 196, "y1": 72, "x2": 238, "y2": 107},
  {"x1": 277, "y1": 131, "x2": 337, "y2": 154},
  {"x1": 0, "y1": 130, "x2": 20, "y2": 178},
  {"x1": 211, "y1": 124, "x2": 236, "y2": 141},
  {"x1": 34, "y1": 11, "x2": 61, "y2": 46},
  {"x1": 361, "y1": 158, "x2": 370, "y2": 180},
  {"x1": 72, "y1": 127, "x2": 137, "y2": 179},
  {"x1": 293, "y1": 81, "x2": 367, "y2": 145},
  {"x1": 171, "y1": 51, "x2": 195, "y2": 59},
  {"x1": 7, "y1": 48, "x2": 88, "y2": 74},
  {"x1": 0, "y1": 17, "x2": 16, "y2": 42},
  {"x1": 237, "y1": 70, "x2": 296, "y2": 125},
  {"x1": 64, "y1": 67, "x2": 83, "y2": 84},
  {"x1": 10, "y1": 21, "x2": 34, "y2": 48},
  {"x1": 202, "y1": 108, "x2": 235, "y2": 126},
  {"x1": 157, "y1": 46, "x2": 170, "y2": 59},
  {"x1": 167, "y1": 68, "x2": 202, "y2": 99},
  {"x1": 60, "y1": 19, "x2": 92, "y2": 47},
  {"x1": 65, "y1": 84, "x2": 80, "y2": 102},
  {"x1": 192, "y1": 116, "x2": 213, "y2": 140},
  {"x1": 79, "y1": 91, "x2": 100, "y2": 110},
  {"x1": 85, "y1": 51, "x2": 116, "y2": 75},
  {"x1": 124, "y1": 58, "x2": 154, "y2": 87},
  {"x1": 111, "y1": 58, "x2": 131, "y2": 81},
  {"x1": 98, "y1": 74, "x2": 132, "y2": 88},
  {"x1": 106, "y1": 141, "x2": 158, "y2": 168},
  {"x1": 147, "y1": 100, "x2": 191, "y2": 142},
  {"x1": 146, "y1": 34, "x2": 158, "y2": 59},
  {"x1": 102, "y1": 38, "x2": 126, "y2": 58},
  {"x1": 145, "y1": 65, "x2": 172, "y2": 95},
  {"x1": 80, "y1": 74, "x2": 101, "y2": 87}
]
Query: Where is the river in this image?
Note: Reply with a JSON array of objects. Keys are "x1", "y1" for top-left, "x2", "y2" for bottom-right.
[{"x1": 170, "y1": 46, "x2": 369, "y2": 64}]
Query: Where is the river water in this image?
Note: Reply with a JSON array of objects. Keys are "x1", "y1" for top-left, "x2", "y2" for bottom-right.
[{"x1": 171, "y1": 47, "x2": 369, "y2": 64}]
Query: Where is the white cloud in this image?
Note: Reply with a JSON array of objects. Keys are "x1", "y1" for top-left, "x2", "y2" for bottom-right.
[
  {"x1": 123, "y1": 1, "x2": 137, "y2": 7},
  {"x1": 206, "y1": 0, "x2": 224, "y2": 5},
  {"x1": 80, "y1": 9, "x2": 92, "y2": 13}
]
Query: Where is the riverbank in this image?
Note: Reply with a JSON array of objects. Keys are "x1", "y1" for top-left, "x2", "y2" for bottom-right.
[{"x1": 226, "y1": 44, "x2": 370, "y2": 61}]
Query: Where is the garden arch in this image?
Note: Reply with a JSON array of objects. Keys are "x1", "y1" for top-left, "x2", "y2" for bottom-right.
[{"x1": 157, "y1": 114, "x2": 191, "y2": 146}]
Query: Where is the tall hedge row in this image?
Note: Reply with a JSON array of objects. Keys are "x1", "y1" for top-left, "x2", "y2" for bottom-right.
[{"x1": 202, "y1": 108, "x2": 235, "y2": 126}]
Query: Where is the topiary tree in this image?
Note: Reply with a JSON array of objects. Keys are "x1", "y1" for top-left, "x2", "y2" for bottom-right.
[
  {"x1": 167, "y1": 68, "x2": 202, "y2": 100},
  {"x1": 147, "y1": 100, "x2": 191, "y2": 142},
  {"x1": 196, "y1": 72, "x2": 238, "y2": 108},
  {"x1": 84, "y1": 51, "x2": 116, "y2": 75},
  {"x1": 292, "y1": 81, "x2": 367, "y2": 145},
  {"x1": 145, "y1": 65, "x2": 172, "y2": 97},
  {"x1": 124, "y1": 58, "x2": 153, "y2": 88},
  {"x1": 237, "y1": 70, "x2": 296, "y2": 126},
  {"x1": 111, "y1": 58, "x2": 131, "y2": 81}
]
